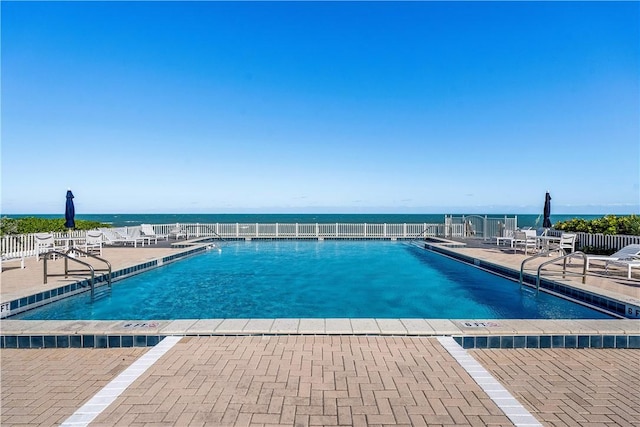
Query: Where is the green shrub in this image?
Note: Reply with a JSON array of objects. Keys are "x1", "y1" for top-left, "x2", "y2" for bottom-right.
[
  {"x1": 0, "y1": 216, "x2": 111, "y2": 236},
  {"x1": 0, "y1": 217, "x2": 19, "y2": 235},
  {"x1": 554, "y1": 215, "x2": 640, "y2": 236}
]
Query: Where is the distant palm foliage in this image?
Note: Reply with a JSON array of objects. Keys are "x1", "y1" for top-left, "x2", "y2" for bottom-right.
[
  {"x1": 0, "y1": 217, "x2": 111, "y2": 236},
  {"x1": 553, "y1": 215, "x2": 640, "y2": 236}
]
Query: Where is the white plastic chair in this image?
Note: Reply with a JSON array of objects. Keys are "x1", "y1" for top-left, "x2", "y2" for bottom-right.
[
  {"x1": 549, "y1": 233, "x2": 576, "y2": 256},
  {"x1": 168, "y1": 226, "x2": 187, "y2": 240},
  {"x1": 513, "y1": 230, "x2": 537, "y2": 255},
  {"x1": 83, "y1": 231, "x2": 103, "y2": 256},
  {"x1": 141, "y1": 224, "x2": 167, "y2": 241},
  {"x1": 34, "y1": 233, "x2": 63, "y2": 261}
]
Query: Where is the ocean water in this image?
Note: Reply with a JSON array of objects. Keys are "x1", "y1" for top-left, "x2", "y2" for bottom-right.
[{"x1": 6, "y1": 213, "x2": 605, "y2": 228}]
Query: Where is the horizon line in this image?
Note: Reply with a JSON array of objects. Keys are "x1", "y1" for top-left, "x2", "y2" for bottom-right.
[{"x1": 2, "y1": 212, "x2": 636, "y2": 216}]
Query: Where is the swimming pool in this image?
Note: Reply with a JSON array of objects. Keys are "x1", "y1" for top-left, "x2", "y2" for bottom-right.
[{"x1": 14, "y1": 241, "x2": 612, "y2": 320}]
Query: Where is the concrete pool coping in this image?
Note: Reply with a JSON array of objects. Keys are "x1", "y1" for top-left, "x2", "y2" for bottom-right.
[{"x1": 1, "y1": 239, "x2": 639, "y2": 349}]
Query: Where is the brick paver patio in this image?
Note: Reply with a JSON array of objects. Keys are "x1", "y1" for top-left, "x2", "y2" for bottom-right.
[
  {"x1": 89, "y1": 336, "x2": 513, "y2": 427},
  {"x1": 2, "y1": 336, "x2": 639, "y2": 426},
  {"x1": 471, "y1": 348, "x2": 640, "y2": 427},
  {"x1": 0, "y1": 347, "x2": 148, "y2": 426}
]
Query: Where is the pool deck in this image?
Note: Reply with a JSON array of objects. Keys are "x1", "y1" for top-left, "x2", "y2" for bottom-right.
[{"x1": 2, "y1": 239, "x2": 640, "y2": 426}]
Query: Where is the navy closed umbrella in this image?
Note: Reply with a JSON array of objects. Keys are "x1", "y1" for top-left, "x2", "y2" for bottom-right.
[
  {"x1": 543, "y1": 192, "x2": 552, "y2": 228},
  {"x1": 64, "y1": 190, "x2": 75, "y2": 229}
]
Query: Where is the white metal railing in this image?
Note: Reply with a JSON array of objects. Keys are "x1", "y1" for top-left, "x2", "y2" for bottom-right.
[
  {"x1": 1, "y1": 230, "x2": 87, "y2": 260},
  {"x1": 147, "y1": 222, "x2": 467, "y2": 240},
  {"x1": 123, "y1": 225, "x2": 640, "y2": 249},
  {"x1": 569, "y1": 231, "x2": 640, "y2": 250},
  {"x1": 446, "y1": 215, "x2": 519, "y2": 239},
  {"x1": 542, "y1": 229, "x2": 640, "y2": 250},
  {"x1": 3, "y1": 224, "x2": 640, "y2": 262},
  {"x1": 169, "y1": 223, "x2": 446, "y2": 240}
]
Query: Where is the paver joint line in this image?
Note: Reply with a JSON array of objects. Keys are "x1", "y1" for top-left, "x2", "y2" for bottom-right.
[
  {"x1": 58, "y1": 335, "x2": 183, "y2": 427},
  {"x1": 436, "y1": 336, "x2": 544, "y2": 427}
]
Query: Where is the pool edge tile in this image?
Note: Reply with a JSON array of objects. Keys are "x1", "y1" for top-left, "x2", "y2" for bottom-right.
[
  {"x1": 350, "y1": 318, "x2": 380, "y2": 334},
  {"x1": 375, "y1": 319, "x2": 408, "y2": 335},
  {"x1": 243, "y1": 319, "x2": 275, "y2": 334},
  {"x1": 298, "y1": 318, "x2": 325, "y2": 334},
  {"x1": 325, "y1": 318, "x2": 352, "y2": 334},
  {"x1": 271, "y1": 318, "x2": 300, "y2": 334}
]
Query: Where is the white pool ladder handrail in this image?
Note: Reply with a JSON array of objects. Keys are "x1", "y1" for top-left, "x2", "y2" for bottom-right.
[
  {"x1": 42, "y1": 248, "x2": 112, "y2": 301},
  {"x1": 520, "y1": 251, "x2": 587, "y2": 293}
]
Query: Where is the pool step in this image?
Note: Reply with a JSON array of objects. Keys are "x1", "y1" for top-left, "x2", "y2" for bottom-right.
[{"x1": 92, "y1": 287, "x2": 112, "y2": 302}]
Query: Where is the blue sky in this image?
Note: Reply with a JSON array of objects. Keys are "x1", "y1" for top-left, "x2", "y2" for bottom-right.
[{"x1": 2, "y1": 1, "x2": 639, "y2": 215}]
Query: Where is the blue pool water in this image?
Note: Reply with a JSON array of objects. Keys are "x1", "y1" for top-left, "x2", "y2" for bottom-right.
[{"x1": 15, "y1": 241, "x2": 611, "y2": 320}]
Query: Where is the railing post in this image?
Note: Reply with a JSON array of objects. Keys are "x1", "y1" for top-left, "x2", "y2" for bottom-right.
[
  {"x1": 43, "y1": 255, "x2": 48, "y2": 284},
  {"x1": 484, "y1": 215, "x2": 488, "y2": 241}
]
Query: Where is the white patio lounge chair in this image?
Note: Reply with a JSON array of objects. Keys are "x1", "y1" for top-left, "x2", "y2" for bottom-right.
[
  {"x1": 100, "y1": 228, "x2": 144, "y2": 247},
  {"x1": 126, "y1": 227, "x2": 156, "y2": 245},
  {"x1": 141, "y1": 224, "x2": 167, "y2": 241},
  {"x1": 605, "y1": 257, "x2": 640, "y2": 279},
  {"x1": 585, "y1": 244, "x2": 640, "y2": 271}
]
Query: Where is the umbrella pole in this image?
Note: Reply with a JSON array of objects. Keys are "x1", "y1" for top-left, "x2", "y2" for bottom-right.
[{"x1": 68, "y1": 229, "x2": 76, "y2": 257}]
